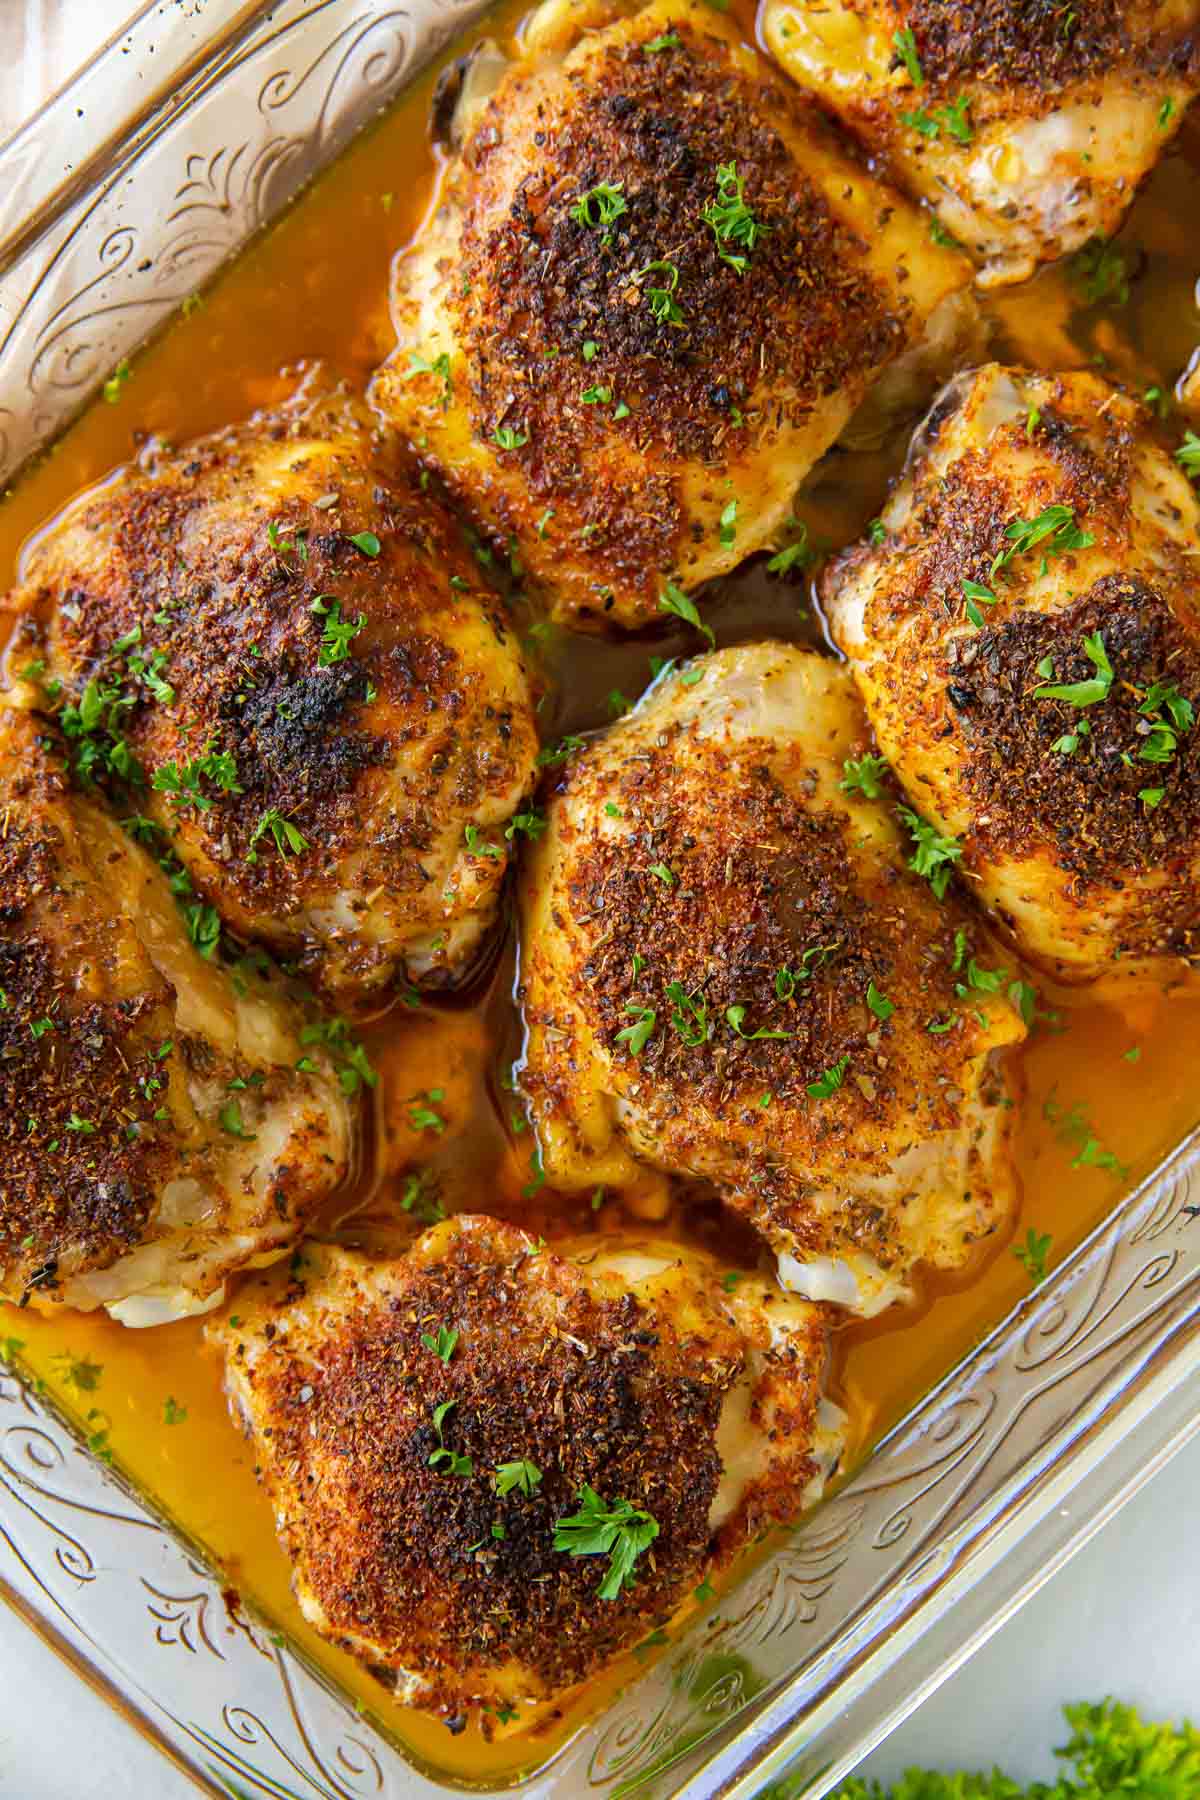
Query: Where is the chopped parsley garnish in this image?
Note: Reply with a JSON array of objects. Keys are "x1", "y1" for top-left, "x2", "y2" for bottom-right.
[
  {"x1": 536, "y1": 734, "x2": 585, "y2": 768},
  {"x1": 718, "y1": 498, "x2": 738, "y2": 549},
  {"x1": 644, "y1": 29, "x2": 681, "y2": 50},
  {"x1": 581, "y1": 384, "x2": 613, "y2": 405},
  {"x1": 701, "y1": 162, "x2": 768, "y2": 275},
  {"x1": 659, "y1": 580, "x2": 715, "y2": 647},
  {"x1": 54, "y1": 1354, "x2": 104, "y2": 1393},
  {"x1": 774, "y1": 945, "x2": 836, "y2": 998},
  {"x1": 1033, "y1": 632, "x2": 1113, "y2": 708},
  {"x1": 152, "y1": 747, "x2": 241, "y2": 812},
  {"x1": 409, "y1": 1089, "x2": 447, "y2": 1134},
  {"x1": 615, "y1": 1004, "x2": 657, "y2": 1056},
  {"x1": 955, "y1": 956, "x2": 1008, "y2": 998},
  {"x1": 420, "y1": 1325, "x2": 459, "y2": 1365},
  {"x1": 505, "y1": 808, "x2": 547, "y2": 841},
  {"x1": 892, "y1": 26, "x2": 923, "y2": 84},
  {"x1": 1174, "y1": 429, "x2": 1200, "y2": 478},
  {"x1": 405, "y1": 349, "x2": 453, "y2": 408},
  {"x1": 1012, "y1": 1227, "x2": 1052, "y2": 1284},
  {"x1": 298, "y1": 1015, "x2": 377, "y2": 1096},
  {"x1": 219, "y1": 1098, "x2": 256, "y2": 1139},
  {"x1": 464, "y1": 823, "x2": 503, "y2": 859},
  {"x1": 570, "y1": 181, "x2": 628, "y2": 231},
  {"x1": 841, "y1": 753, "x2": 889, "y2": 800},
  {"x1": 807, "y1": 1054, "x2": 850, "y2": 1098},
  {"x1": 897, "y1": 805, "x2": 962, "y2": 898},
  {"x1": 103, "y1": 361, "x2": 131, "y2": 404},
  {"x1": 667, "y1": 982, "x2": 712, "y2": 1046},
  {"x1": 246, "y1": 807, "x2": 308, "y2": 862},
  {"x1": 725, "y1": 1003, "x2": 791, "y2": 1041},
  {"x1": 992, "y1": 504, "x2": 1094, "y2": 579},
  {"x1": 647, "y1": 861, "x2": 675, "y2": 885},
  {"x1": 766, "y1": 522, "x2": 811, "y2": 576},
  {"x1": 311, "y1": 595, "x2": 366, "y2": 666},
  {"x1": 962, "y1": 577, "x2": 997, "y2": 628},
  {"x1": 901, "y1": 96, "x2": 972, "y2": 141},
  {"x1": 186, "y1": 902, "x2": 222, "y2": 959},
  {"x1": 428, "y1": 1400, "x2": 473, "y2": 1477},
  {"x1": 492, "y1": 424, "x2": 530, "y2": 450},
  {"x1": 1069, "y1": 237, "x2": 1131, "y2": 308},
  {"x1": 553, "y1": 1485, "x2": 659, "y2": 1600},
  {"x1": 495, "y1": 1458, "x2": 543, "y2": 1497},
  {"x1": 164, "y1": 1396, "x2": 188, "y2": 1425},
  {"x1": 399, "y1": 1171, "x2": 445, "y2": 1225},
  {"x1": 638, "y1": 259, "x2": 685, "y2": 326},
  {"x1": 866, "y1": 980, "x2": 894, "y2": 1021}
]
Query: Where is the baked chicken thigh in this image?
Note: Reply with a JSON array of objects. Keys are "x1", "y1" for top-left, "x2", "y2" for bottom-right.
[
  {"x1": 763, "y1": 0, "x2": 1200, "y2": 287},
  {"x1": 5, "y1": 378, "x2": 538, "y2": 1010},
  {"x1": 0, "y1": 703, "x2": 353, "y2": 1325},
  {"x1": 823, "y1": 365, "x2": 1200, "y2": 982},
  {"x1": 517, "y1": 645, "x2": 1025, "y2": 1316},
  {"x1": 372, "y1": 0, "x2": 971, "y2": 630},
  {"x1": 210, "y1": 1216, "x2": 841, "y2": 1717}
]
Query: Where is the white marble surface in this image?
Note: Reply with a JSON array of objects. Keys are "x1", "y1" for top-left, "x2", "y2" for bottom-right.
[{"x1": 1, "y1": 4, "x2": 1198, "y2": 1795}]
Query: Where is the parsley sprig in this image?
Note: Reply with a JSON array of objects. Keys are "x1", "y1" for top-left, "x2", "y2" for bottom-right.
[
  {"x1": 701, "y1": 162, "x2": 768, "y2": 275},
  {"x1": 553, "y1": 1485, "x2": 659, "y2": 1600}
]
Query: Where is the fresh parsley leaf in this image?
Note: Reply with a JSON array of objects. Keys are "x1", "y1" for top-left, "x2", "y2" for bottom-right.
[
  {"x1": 841, "y1": 754, "x2": 889, "y2": 800},
  {"x1": 1033, "y1": 631, "x2": 1113, "y2": 708},
  {"x1": 421, "y1": 1326, "x2": 459, "y2": 1365},
  {"x1": 570, "y1": 181, "x2": 628, "y2": 231},
  {"x1": 892, "y1": 25, "x2": 923, "y2": 84},
  {"x1": 553, "y1": 1485, "x2": 659, "y2": 1600},
  {"x1": 701, "y1": 161, "x2": 768, "y2": 275},
  {"x1": 615, "y1": 1005, "x2": 656, "y2": 1056},
  {"x1": 725, "y1": 1003, "x2": 791, "y2": 1041},
  {"x1": 807, "y1": 1054, "x2": 850, "y2": 1098},
  {"x1": 659, "y1": 580, "x2": 715, "y2": 647},
  {"x1": 495, "y1": 1458, "x2": 543, "y2": 1497},
  {"x1": 311, "y1": 595, "x2": 366, "y2": 666},
  {"x1": 897, "y1": 806, "x2": 962, "y2": 898},
  {"x1": 1012, "y1": 1227, "x2": 1052, "y2": 1284},
  {"x1": 246, "y1": 807, "x2": 308, "y2": 862}
]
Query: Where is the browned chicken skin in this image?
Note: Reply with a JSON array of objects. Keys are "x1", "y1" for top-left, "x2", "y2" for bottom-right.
[
  {"x1": 5, "y1": 377, "x2": 539, "y2": 1011},
  {"x1": 372, "y1": 0, "x2": 971, "y2": 630},
  {"x1": 517, "y1": 644, "x2": 1025, "y2": 1315},
  {"x1": 763, "y1": 0, "x2": 1200, "y2": 286},
  {"x1": 210, "y1": 1217, "x2": 841, "y2": 1718},
  {"x1": 823, "y1": 365, "x2": 1200, "y2": 982},
  {"x1": 0, "y1": 702, "x2": 353, "y2": 1325}
]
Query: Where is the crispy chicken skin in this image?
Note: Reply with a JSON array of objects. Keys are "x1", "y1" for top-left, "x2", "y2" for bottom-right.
[
  {"x1": 763, "y1": 0, "x2": 1200, "y2": 288},
  {"x1": 371, "y1": 0, "x2": 971, "y2": 631},
  {"x1": 208, "y1": 1217, "x2": 841, "y2": 1718},
  {"x1": 823, "y1": 365, "x2": 1200, "y2": 983},
  {"x1": 0, "y1": 703, "x2": 353, "y2": 1326},
  {"x1": 517, "y1": 645, "x2": 1024, "y2": 1316},
  {"x1": 5, "y1": 378, "x2": 538, "y2": 1010}
]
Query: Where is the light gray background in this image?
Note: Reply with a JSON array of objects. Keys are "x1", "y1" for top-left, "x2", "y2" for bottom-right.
[{"x1": 1, "y1": 4, "x2": 1198, "y2": 1794}]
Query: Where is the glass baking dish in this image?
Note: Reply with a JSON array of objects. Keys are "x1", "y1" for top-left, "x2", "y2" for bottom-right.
[{"x1": 1, "y1": 3, "x2": 1199, "y2": 1797}]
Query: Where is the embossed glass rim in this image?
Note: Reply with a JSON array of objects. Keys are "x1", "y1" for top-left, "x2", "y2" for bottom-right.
[{"x1": 0, "y1": 5, "x2": 1198, "y2": 1798}]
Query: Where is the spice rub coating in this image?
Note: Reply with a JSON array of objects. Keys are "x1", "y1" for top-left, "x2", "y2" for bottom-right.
[
  {"x1": 5, "y1": 375, "x2": 538, "y2": 1010},
  {"x1": 372, "y1": 0, "x2": 969, "y2": 629},
  {"x1": 823, "y1": 364, "x2": 1200, "y2": 982},
  {"x1": 0, "y1": 702, "x2": 353, "y2": 1325},
  {"x1": 763, "y1": 0, "x2": 1200, "y2": 286},
  {"x1": 209, "y1": 1217, "x2": 839, "y2": 1718},
  {"x1": 517, "y1": 645, "x2": 1024, "y2": 1317}
]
